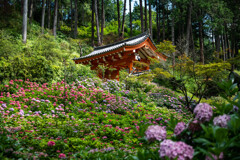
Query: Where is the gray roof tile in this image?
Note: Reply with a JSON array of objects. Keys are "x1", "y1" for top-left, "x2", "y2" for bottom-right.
[{"x1": 73, "y1": 31, "x2": 154, "y2": 61}]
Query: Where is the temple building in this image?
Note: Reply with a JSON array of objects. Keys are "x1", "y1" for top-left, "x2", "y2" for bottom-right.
[{"x1": 73, "y1": 31, "x2": 167, "y2": 80}]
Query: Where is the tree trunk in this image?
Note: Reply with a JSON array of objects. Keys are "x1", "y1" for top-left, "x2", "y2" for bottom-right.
[
  {"x1": 47, "y1": 0, "x2": 51, "y2": 28},
  {"x1": 149, "y1": 0, "x2": 152, "y2": 36},
  {"x1": 171, "y1": 0, "x2": 175, "y2": 45},
  {"x1": 129, "y1": 0, "x2": 132, "y2": 36},
  {"x1": 117, "y1": 0, "x2": 121, "y2": 37},
  {"x1": 199, "y1": 10, "x2": 204, "y2": 64},
  {"x1": 144, "y1": 0, "x2": 147, "y2": 31},
  {"x1": 156, "y1": 0, "x2": 160, "y2": 42},
  {"x1": 221, "y1": 35, "x2": 225, "y2": 61},
  {"x1": 185, "y1": 0, "x2": 192, "y2": 56},
  {"x1": 41, "y1": 0, "x2": 46, "y2": 34},
  {"x1": 190, "y1": 25, "x2": 195, "y2": 61},
  {"x1": 121, "y1": 0, "x2": 127, "y2": 39},
  {"x1": 70, "y1": 0, "x2": 73, "y2": 32},
  {"x1": 22, "y1": 0, "x2": 28, "y2": 43},
  {"x1": 95, "y1": 0, "x2": 101, "y2": 46},
  {"x1": 57, "y1": 1, "x2": 60, "y2": 29},
  {"x1": 61, "y1": 3, "x2": 63, "y2": 26},
  {"x1": 171, "y1": 0, "x2": 175, "y2": 73},
  {"x1": 162, "y1": 0, "x2": 165, "y2": 40},
  {"x1": 215, "y1": 34, "x2": 220, "y2": 58},
  {"x1": 73, "y1": 0, "x2": 78, "y2": 38},
  {"x1": 91, "y1": 0, "x2": 95, "y2": 46},
  {"x1": 53, "y1": 0, "x2": 58, "y2": 37},
  {"x1": 224, "y1": 25, "x2": 229, "y2": 59},
  {"x1": 29, "y1": 0, "x2": 33, "y2": 25},
  {"x1": 101, "y1": 0, "x2": 104, "y2": 43},
  {"x1": 140, "y1": 0, "x2": 144, "y2": 32},
  {"x1": 21, "y1": 0, "x2": 23, "y2": 15}
]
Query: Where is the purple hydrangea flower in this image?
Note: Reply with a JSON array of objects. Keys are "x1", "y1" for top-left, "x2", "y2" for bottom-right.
[
  {"x1": 19, "y1": 109, "x2": 24, "y2": 116},
  {"x1": 205, "y1": 152, "x2": 224, "y2": 160},
  {"x1": 145, "y1": 125, "x2": 166, "y2": 141},
  {"x1": 194, "y1": 103, "x2": 213, "y2": 122},
  {"x1": 174, "y1": 122, "x2": 186, "y2": 136},
  {"x1": 159, "y1": 139, "x2": 194, "y2": 160},
  {"x1": 213, "y1": 114, "x2": 231, "y2": 128},
  {"x1": 2, "y1": 104, "x2": 7, "y2": 108},
  {"x1": 232, "y1": 105, "x2": 239, "y2": 112}
]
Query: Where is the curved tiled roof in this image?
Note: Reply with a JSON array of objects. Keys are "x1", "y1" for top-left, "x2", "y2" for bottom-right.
[{"x1": 73, "y1": 31, "x2": 156, "y2": 61}]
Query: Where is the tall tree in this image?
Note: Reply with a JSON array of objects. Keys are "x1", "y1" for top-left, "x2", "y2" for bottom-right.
[
  {"x1": 95, "y1": 0, "x2": 101, "y2": 45},
  {"x1": 129, "y1": 0, "x2": 132, "y2": 36},
  {"x1": 149, "y1": 0, "x2": 152, "y2": 36},
  {"x1": 117, "y1": 0, "x2": 121, "y2": 37},
  {"x1": 73, "y1": 0, "x2": 78, "y2": 38},
  {"x1": 140, "y1": 0, "x2": 144, "y2": 32},
  {"x1": 198, "y1": 9, "x2": 204, "y2": 64},
  {"x1": 156, "y1": 0, "x2": 160, "y2": 42},
  {"x1": 29, "y1": 0, "x2": 33, "y2": 25},
  {"x1": 47, "y1": 0, "x2": 51, "y2": 28},
  {"x1": 70, "y1": 0, "x2": 73, "y2": 32},
  {"x1": 144, "y1": 0, "x2": 147, "y2": 31},
  {"x1": 121, "y1": 0, "x2": 127, "y2": 39},
  {"x1": 185, "y1": 0, "x2": 192, "y2": 55},
  {"x1": 22, "y1": 0, "x2": 28, "y2": 43},
  {"x1": 171, "y1": 0, "x2": 175, "y2": 71},
  {"x1": 41, "y1": 0, "x2": 46, "y2": 34},
  {"x1": 162, "y1": 0, "x2": 165, "y2": 40},
  {"x1": 101, "y1": 0, "x2": 104, "y2": 43},
  {"x1": 53, "y1": 0, "x2": 58, "y2": 37},
  {"x1": 215, "y1": 34, "x2": 220, "y2": 58},
  {"x1": 57, "y1": 1, "x2": 60, "y2": 29},
  {"x1": 91, "y1": 0, "x2": 95, "y2": 46},
  {"x1": 171, "y1": 0, "x2": 175, "y2": 45}
]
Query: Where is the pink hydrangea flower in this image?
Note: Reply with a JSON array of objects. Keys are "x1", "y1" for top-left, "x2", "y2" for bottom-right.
[
  {"x1": 159, "y1": 139, "x2": 194, "y2": 160},
  {"x1": 47, "y1": 141, "x2": 55, "y2": 147},
  {"x1": 174, "y1": 122, "x2": 186, "y2": 136},
  {"x1": 59, "y1": 153, "x2": 66, "y2": 159},
  {"x1": 145, "y1": 125, "x2": 166, "y2": 141},
  {"x1": 194, "y1": 103, "x2": 213, "y2": 122},
  {"x1": 213, "y1": 114, "x2": 231, "y2": 128}
]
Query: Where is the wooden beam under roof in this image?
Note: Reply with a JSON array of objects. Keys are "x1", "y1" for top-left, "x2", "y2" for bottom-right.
[
  {"x1": 144, "y1": 47, "x2": 158, "y2": 57},
  {"x1": 138, "y1": 50, "x2": 147, "y2": 59},
  {"x1": 139, "y1": 48, "x2": 150, "y2": 58},
  {"x1": 142, "y1": 47, "x2": 154, "y2": 57}
]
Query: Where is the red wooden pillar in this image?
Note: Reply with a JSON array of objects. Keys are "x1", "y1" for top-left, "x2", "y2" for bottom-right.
[
  {"x1": 128, "y1": 54, "x2": 135, "y2": 73},
  {"x1": 116, "y1": 69, "x2": 120, "y2": 81},
  {"x1": 128, "y1": 61, "x2": 133, "y2": 73}
]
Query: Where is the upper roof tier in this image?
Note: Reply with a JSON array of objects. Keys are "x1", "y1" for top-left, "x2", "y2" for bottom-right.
[{"x1": 73, "y1": 31, "x2": 163, "y2": 61}]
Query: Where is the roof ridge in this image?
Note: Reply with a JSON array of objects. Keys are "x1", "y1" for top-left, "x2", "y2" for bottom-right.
[{"x1": 94, "y1": 30, "x2": 150, "y2": 51}]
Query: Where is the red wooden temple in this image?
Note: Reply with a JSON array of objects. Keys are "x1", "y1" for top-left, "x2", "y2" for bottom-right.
[{"x1": 73, "y1": 31, "x2": 167, "y2": 80}]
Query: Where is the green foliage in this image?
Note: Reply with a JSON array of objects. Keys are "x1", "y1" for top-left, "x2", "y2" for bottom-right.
[
  {"x1": 195, "y1": 62, "x2": 231, "y2": 79},
  {"x1": 0, "y1": 25, "x2": 95, "y2": 83},
  {"x1": 133, "y1": 61, "x2": 149, "y2": 70},
  {"x1": 119, "y1": 69, "x2": 129, "y2": 82},
  {"x1": 152, "y1": 68, "x2": 172, "y2": 79},
  {"x1": 157, "y1": 40, "x2": 176, "y2": 57}
]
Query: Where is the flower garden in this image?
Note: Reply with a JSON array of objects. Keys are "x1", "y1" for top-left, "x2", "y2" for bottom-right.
[{"x1": 0, "y1": 78, "x2": 240, "y2": 159}]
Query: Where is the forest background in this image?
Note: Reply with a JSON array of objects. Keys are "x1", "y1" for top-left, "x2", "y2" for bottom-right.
[{"x1": 0, "y1": 0, "x2": 240, "y2": 83}]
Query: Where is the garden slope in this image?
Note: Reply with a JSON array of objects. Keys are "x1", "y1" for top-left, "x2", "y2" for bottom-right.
[{"x1": 0, "y1": 78, "x2": 191, "y2": 159}]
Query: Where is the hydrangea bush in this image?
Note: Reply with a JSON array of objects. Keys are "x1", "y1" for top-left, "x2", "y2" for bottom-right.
[
  {"x1": 145, "y1": 125, "x2": 166, "y2": 141},
  {"x1": 0, "y1": 79, "x2": 190, "y2": 159},
  {"x1": 0, "y1": 78, "x2": 239, "y2": 159}
]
